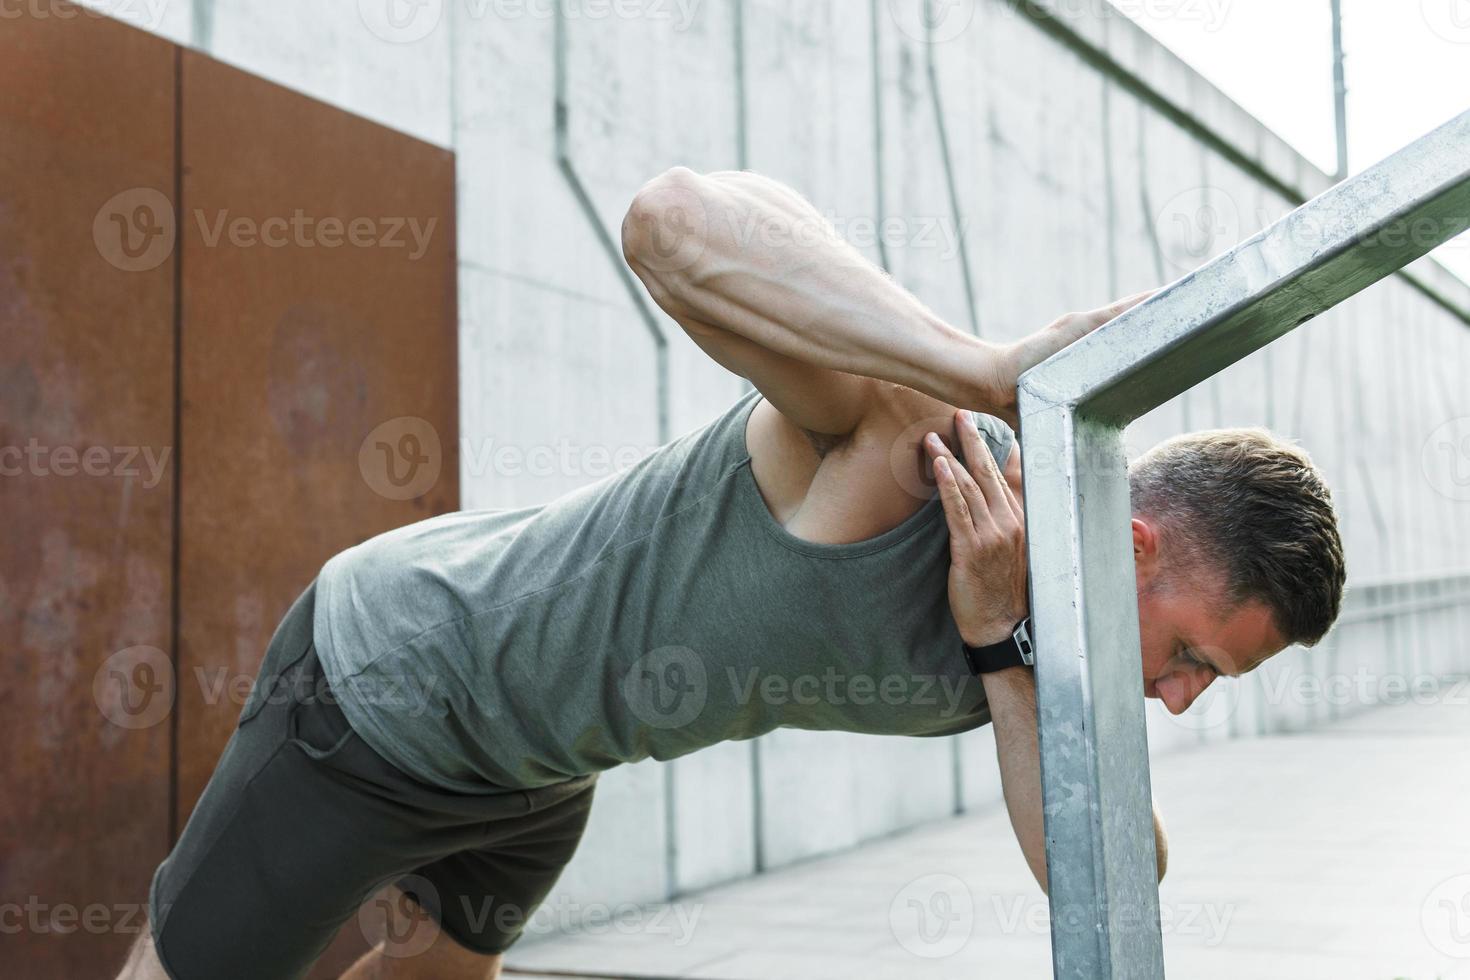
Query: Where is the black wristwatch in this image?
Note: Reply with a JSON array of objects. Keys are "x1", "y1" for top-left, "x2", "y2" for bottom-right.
[{"x1": 961, "y1": 617, "x2": 1035, "y2": 675}]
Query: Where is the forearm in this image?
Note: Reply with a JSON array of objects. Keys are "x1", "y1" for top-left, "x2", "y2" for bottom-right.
[
  {"x1": 982, "y1": 666, "x2": 1050, "y2": 891},
  {"x1": 622, "y1": 167, "x2": 1006, "y2": 411},
  {"x1": 924, "y1": 407, "x2": 1169, "y2": 894},
  {"x1": 983, "y1": 666, "x2": 1169, "y2": 893}
]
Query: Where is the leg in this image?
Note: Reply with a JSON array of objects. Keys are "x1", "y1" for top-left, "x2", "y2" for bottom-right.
[
  {"x1": 339, "y1": 887, "x2": 503, "y2": 980},
  {"x1": 115, "y1": 891, "x2": 505, "y2": 980},
  {"x1": 141, "y1": 583, "x2": 516, "y2": 979},
  {"x1": 361, "y1": 774, "x2": 600, "y2": 978}
]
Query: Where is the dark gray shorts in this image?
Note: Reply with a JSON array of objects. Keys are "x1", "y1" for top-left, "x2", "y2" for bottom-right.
[{"x1": 149, "y1": 582, "x2": 598, "y2": 980}]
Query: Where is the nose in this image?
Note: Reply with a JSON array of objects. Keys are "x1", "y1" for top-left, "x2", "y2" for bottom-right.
[{"x1": 1157, "y1": 667, "x2": 1215, "y2": 715}]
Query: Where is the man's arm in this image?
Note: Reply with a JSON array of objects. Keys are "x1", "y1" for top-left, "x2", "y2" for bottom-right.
[
  {"x1": 980, "y1": 662, "x2": 1169, "y2": 892},
  {"x1": 923, "y1": 411, "x2": 1169, "y2": 892},
  {"x1": 621, "y1": 167, "x2": 1151, "y2": 434}
]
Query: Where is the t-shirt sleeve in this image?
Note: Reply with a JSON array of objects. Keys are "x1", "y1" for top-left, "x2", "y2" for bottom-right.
[{"x1": 966, "y1": 411, "x2": 1016, "y2": 471}]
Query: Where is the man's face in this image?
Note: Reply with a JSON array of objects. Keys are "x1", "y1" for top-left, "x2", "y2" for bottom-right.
[{"x1": 1131, "y1": 518, "x2": 1288, "y2": 715}]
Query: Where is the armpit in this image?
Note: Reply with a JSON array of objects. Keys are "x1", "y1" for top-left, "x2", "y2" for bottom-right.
[{"x1": 799, "y1": 426, "x2": 853, "y2": 459}]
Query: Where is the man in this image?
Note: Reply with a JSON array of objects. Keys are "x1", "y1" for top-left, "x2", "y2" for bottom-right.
[{"x1": 119, "y1": 169, "x2": 1345, "y2": 980}]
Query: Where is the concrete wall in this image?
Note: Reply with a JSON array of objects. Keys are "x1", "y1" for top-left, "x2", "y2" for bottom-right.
[{"x1": 96, "y1": 0, "x2": 1470, "y2": 924}]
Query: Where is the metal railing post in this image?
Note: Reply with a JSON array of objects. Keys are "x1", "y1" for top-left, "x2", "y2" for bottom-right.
[{"x1": 1020, "y1": 109, "x2": 1470, "y2": 978}]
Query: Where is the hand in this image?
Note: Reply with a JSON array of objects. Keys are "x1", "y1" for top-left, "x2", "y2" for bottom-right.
[
  {"x1": 923, "y1": 410, "x2": 1030, "y2": 648},
  {"x1": 985, "y1": 290, "x2": 1157, "y2": 426}
]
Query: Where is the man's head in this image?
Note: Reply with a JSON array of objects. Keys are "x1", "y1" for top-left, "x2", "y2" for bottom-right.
[{"x1": 1128, "y1": 428, "x2": 1346, "y2": 715}]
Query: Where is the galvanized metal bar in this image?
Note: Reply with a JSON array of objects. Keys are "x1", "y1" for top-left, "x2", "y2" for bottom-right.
[
  {"x1": 1020, "y1": 109, "x2": 1470, "y2": 979},
  {"x1": 1025, "y1": 111, "x2": 1470, "y2": 425}
]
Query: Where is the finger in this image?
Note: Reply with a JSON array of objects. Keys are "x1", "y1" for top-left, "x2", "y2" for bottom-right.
[
  {"x1": 1082, "y1": 289, "x2": 1157, "y2": 329},
  {"x1": 925, "y1": 431, "x2": 995, "y2": 532},
  {"x1": 996, "y1": 469, "x2": 1024, "y2": 525},
  {"x1": 988, "y1": 439, "x2": 1025, "y2": 524},
  {"x1": 931, "y1": 455, "x2": 980, "y2": 547},
  {"x1": 953, "y1": 411, "x2": 1014, "y2": 524}
]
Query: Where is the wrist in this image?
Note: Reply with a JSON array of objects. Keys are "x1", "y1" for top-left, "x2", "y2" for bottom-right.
[
  {"x1": 942, "y1": 332, "x2": 1012, "y2": 413},
  {"x1": 960, "y1": 625, "x2": 1011, "y2": 647},
  {"x1": 979, "y1": 662, "x2": 1038, "y2": 698},
  {"x1": 961, "y1": 615, "x2": 1034, "y2": 675},
  {"x1": 960, "y1": 611, "x2": 1028, "y2": 648}
]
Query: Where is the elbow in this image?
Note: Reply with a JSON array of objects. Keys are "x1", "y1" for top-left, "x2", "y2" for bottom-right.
[{"x1": 621, "y1": 166, "x2": 710, "y2": 280}]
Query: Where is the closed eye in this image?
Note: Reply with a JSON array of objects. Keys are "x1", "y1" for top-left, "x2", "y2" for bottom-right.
[{"x1": 1180, "y1": 647, "x2": 1221, "y2": 678}]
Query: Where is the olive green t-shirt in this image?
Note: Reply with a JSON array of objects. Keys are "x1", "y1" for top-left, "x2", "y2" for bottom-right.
[{"x1": 314, "y1": 388, "x2": 1015, "y2": 792}]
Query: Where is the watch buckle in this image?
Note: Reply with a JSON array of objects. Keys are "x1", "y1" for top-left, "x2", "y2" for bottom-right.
[{"x1": 1014, "y1": 619, "x2": 1035, "y2": 666}]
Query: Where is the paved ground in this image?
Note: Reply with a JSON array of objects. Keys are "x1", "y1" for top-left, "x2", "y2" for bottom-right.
[{"x1": 506, "y1": 687, "x2": 1470, "y2": 979}]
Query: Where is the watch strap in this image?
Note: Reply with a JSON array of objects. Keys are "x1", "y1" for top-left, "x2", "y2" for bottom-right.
[{"x1": 962, "y1": 617, "x2": 1035, "y2": 675}]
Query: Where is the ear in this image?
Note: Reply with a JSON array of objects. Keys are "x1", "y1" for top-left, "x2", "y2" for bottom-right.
[{"x1": 1132, "y1": 518, "x2": 1161, "y2": 583}]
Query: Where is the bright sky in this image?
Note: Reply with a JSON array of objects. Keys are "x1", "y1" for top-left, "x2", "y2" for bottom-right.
[{"x1": 1111, "y1": 0, "x2": 1470, "y2": 284}]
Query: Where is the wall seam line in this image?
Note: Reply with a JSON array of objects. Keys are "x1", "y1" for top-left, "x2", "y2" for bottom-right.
[
  {"x1": 167, "y1": 43, "x2": 184, "y2": 847},
  {"x1": 923, "y1": 5, "x2": 979, "y2": 336},
  {"x1": 870, "y1": 0, "x2": 891, "y2": 274},
  {"x1": 553, "y1": 0, "x2": 671, "y2": 445}
]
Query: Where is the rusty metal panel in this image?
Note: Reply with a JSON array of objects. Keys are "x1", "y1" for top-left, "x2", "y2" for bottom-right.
[
  {"x1": 175, "y1": 50, "x2": 458, "y2": 975},
  {"x1": 0, "y1": 9, "x2": 178, "y2": 978}
]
